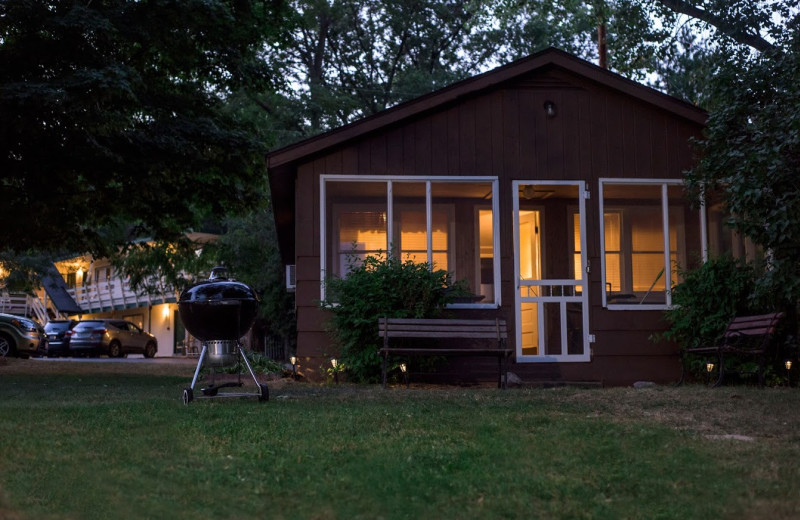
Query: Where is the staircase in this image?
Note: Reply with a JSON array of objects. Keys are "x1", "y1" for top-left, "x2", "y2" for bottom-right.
[{"x1": 0, "y1": 292, "x2": 58, "y2": 323}]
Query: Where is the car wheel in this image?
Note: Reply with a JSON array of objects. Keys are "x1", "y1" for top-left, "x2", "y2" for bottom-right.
[
  {"x1": 108, "y1": 341, "x2": 122, "y2": 358},
  {"x1": 144, "y1": 342, "x2": 157, "y2": 358},
  {"x1": 0, "y1": 334, "x2": 13, "y2": 357}
]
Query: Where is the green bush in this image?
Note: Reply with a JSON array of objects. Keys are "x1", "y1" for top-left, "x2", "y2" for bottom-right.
[
  {"x1": 209, "y1": 351, "x2": 285, "y2": 377},
  {"x1": 662, "y1": 255, "x2": 765, "y2": 351},
  {"x1": 321, "y1": 252, "x2": 467, "y2": 383}
]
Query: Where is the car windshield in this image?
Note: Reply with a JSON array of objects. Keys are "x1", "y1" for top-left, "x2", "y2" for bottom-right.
[
  {"x1": 45, "y1": 322, "x2": 71, "y2": 333},
  {"x1": 73, "y1": 321, "x2": 104, "y2": 331}
]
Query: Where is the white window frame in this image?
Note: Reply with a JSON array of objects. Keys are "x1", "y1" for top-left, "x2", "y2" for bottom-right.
[
  {"x1": 320, "y1": 175, "x2": 501, "y2": 308},
  {"x1": 599, "y1": 178, "x2": 695, "y2": 310}
]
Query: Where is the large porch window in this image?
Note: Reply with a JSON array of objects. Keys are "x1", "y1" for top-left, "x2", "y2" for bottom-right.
[
  {"x1": 322, "y1": 176, "x2": 500, "y2": 307},
  {"x1": 599, "y1": 180, "x2": 699, "y2": 309}
]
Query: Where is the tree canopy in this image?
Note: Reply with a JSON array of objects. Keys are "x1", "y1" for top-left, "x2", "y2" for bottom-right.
[
  {"x1": 0, "y1": 0, "x2": 284, "y2": 261},
  {"x1": 688, "y1": 26, "x2": 800, "y2": 305},
  {"x1": 3, "y1": 0, "x2": 799, "y2": 316}
]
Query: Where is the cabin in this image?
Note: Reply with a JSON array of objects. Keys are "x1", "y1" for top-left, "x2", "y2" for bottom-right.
[{"x1": 267, "y1": 48, "x2": 717, "y2": 386}]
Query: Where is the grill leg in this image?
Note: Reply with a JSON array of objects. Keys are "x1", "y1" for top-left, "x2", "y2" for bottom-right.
[
  {"x1": 190, "y1": 344, "x2": 208, "y2": 390},
  {"x1": 238, "y1": 342, "x2": 261, "y2": 388}
]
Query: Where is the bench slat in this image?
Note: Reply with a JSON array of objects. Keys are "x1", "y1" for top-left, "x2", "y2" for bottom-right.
[
  {"x1": 381, "y1": 331, "x2": 505, "y2": 339},
  {"x1": 380, "y1": 348, "x2": 512, "y2": 356},
  {"x1": 380, "y1": 319, "x2": 502, "y2": 325}
]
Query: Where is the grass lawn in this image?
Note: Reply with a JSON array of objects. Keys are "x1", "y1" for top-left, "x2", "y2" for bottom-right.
[{"x1": 1, "y1": 357, "x2": 799, "y2": 520}]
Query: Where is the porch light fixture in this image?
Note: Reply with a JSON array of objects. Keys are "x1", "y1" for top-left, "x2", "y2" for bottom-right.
[
  {"x1": 162, "y1": 305, "x2": 171, "y2": 330},
  {"x1": 543, "y1": 100, "x2": 557, "y2": 118}
]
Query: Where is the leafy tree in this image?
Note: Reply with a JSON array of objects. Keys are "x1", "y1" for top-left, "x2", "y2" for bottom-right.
[
  {"x1": 212, "y1": 204, "x2": 296, "y2": 342},
  {"x1": 0, "y1": 0, "x2": 285, "y2": 261},
  {"x1": 270, "y1": 0, "x2": 791, "y2": 141},
  {"x1": 687, "y1": 28, "x2": 800, "y2": 306},
  {"x1": 279, "y1": 0, "x2": 493, "y2": 135}
]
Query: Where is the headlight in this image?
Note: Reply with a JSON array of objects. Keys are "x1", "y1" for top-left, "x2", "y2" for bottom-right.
[{"x1": 11, "y1": 318, "x2": 38, "y2": 333}]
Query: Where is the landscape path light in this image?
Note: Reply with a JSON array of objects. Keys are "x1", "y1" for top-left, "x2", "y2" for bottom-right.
[{"x1": 330, "y1": 357, "x2": 339, "y2": 384}]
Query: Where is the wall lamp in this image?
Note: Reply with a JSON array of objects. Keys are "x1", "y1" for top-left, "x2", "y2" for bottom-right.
[{"x1": 543, "y1": 100, "x2": 557, "y2": 118}]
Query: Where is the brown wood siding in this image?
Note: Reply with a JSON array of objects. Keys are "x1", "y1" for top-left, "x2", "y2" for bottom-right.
[{"x1": 291, "y1": 66, "x2": 703, "y2": 385}]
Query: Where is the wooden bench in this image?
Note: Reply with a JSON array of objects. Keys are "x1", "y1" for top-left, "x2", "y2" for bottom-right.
[
  {"x1": 683, "y1": 312, "x2": 784, "y2": 387},
  {"x1": 378, "y1": 317, "x2": 512, "y2": 388}
]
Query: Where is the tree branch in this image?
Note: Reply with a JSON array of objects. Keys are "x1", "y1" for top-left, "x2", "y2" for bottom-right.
[{"x1": 656, "y1": 0, "x2": 775, "y2": 52}]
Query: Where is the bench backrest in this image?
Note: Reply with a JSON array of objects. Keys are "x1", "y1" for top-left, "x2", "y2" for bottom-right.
[
  {"x1": 723, "y1": 312, "x2": 784, "y2": 338},
  {"x1": 378, "y1": 318, "x2": 507, "y2": 340}
]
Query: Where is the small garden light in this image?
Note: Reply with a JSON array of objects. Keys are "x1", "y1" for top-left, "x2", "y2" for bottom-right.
[
  {"x1": 399, "y1": 363, "x2": 408, "y2": 388},
  {"x1": 290, "y1": 356, "x2": 297, "y2": 380},
  {"x1": 706, "y1": 362, "x2": 714, "y2": 373},
  {"x1": 330, "y1": 357, "x2": 339, "y2": 383},
  {"x1": 786, "y1": 360, "x2": 793, "y2": 387}
]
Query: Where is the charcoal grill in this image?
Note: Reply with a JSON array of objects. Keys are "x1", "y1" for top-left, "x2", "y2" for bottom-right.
[{"x1": 179, "y1": 267, "x2": 268, "y2": 404}]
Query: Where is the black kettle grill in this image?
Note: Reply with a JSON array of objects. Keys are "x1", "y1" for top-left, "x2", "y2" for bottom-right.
[{"x1": 179, "y1": 267, "x2": 268, "y2": 404}]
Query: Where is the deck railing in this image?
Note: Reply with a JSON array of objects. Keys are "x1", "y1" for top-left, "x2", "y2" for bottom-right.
[{"x1": 67, "y1": 275, "x2": 177, "y2": 313}]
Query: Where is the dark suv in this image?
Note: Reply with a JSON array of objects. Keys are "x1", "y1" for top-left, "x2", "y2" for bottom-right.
[
  {"x1": 69, "y1": 319, "x2": 158, "y2": 358},
  {"x1": 44, "y1": 319, "x2": 78, "y2": 357},
  {"x1": 0, "y1": 313, "x2": 46, "y2": 358}
]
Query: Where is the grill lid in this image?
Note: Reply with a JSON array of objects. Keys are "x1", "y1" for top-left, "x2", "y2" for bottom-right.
[{"x1": 178, "y1": 267, "x2": 259, "y2": 341}]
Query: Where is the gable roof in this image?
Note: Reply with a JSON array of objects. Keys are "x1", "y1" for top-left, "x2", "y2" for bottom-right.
[
  {"x1": 266, "y1": 47, "x2": 707, "y2": 264},
  {"x1": 267, "y1": 47, "x2": 706, "y2": 169}
]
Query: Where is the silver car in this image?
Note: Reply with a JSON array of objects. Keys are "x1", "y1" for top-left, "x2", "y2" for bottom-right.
[
  {"x1": 0, "y1": 313, "x2": 46, "y2": 358},
  {"x1": 69, "y1": 319, "x2": 158, "y2": 358}
]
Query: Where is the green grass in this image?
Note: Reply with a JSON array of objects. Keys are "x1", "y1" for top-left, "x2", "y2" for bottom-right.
[{"x1": 1, "y1": 359, "x2": 800, "y2": 519}]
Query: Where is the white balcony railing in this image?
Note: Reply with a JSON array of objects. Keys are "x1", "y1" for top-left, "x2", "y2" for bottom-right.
[{"x1": 67, "y1": 276, "x2": 178, "y2": 314}]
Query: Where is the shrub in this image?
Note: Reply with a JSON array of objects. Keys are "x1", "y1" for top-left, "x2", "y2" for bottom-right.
[
  {"x1": 661, "y1": 255, "x2": 765, "y2": 351},
  {"x1": 321, "y1": 252, "x2": 468, "y2": 383}
]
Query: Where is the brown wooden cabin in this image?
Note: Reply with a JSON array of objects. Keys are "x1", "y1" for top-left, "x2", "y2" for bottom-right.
[{"x1": 267, "y1": 48, "x2": 711, "y2": 386}]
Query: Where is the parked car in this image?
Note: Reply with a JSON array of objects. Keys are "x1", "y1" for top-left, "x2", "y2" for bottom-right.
[
  {"x1": 43, "y1": 319, "x2": 79, "y2": 357},
  {"x1": 69, "y1": 319, "x2": 158, "y2": 358},
  {"x1": 0, "y1": 313, "x2": 47, "y2": 358}
]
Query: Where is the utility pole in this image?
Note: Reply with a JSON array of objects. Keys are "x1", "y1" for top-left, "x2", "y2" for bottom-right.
[{"x1": 595, "y1": 1, "x2": 608, "y2": 69}]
